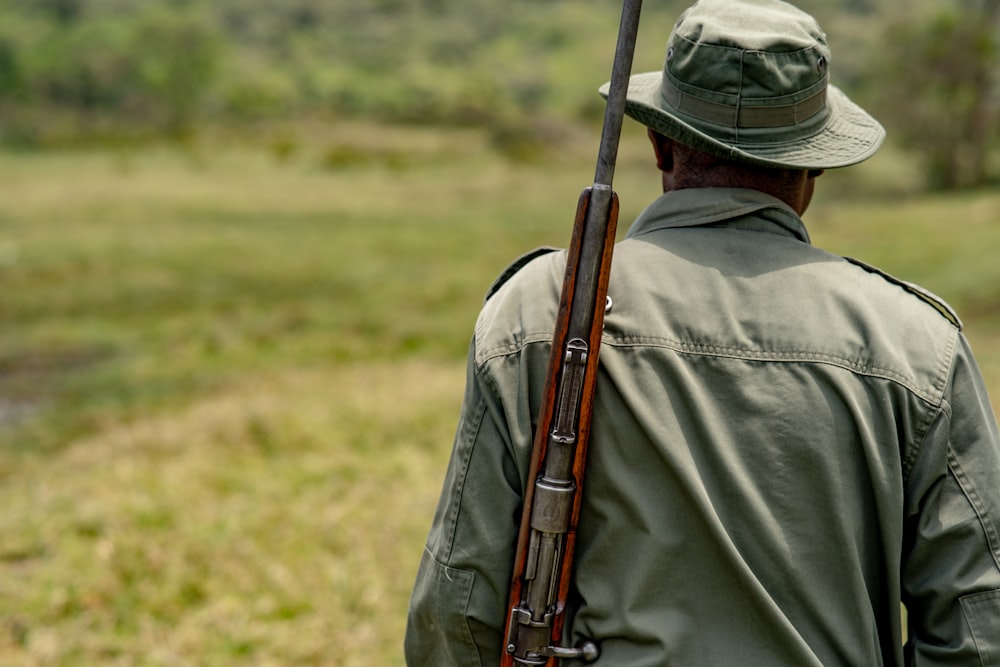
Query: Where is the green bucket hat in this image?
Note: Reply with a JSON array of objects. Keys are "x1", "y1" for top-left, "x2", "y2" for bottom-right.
[{"x1": 601, "y1": 0, "x2": 885, "y2": 169}]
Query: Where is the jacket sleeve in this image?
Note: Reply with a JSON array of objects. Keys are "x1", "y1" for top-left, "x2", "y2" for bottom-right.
[
  {"x1": 902, "y1": 333, "x2": 1000, "y2": 665},
  {"x1": 404, "y1": 340, "x2": 527, "y2": 667}
]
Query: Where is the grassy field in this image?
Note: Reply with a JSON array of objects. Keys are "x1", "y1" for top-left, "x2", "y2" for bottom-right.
[{"x1": 0, "y1": 122, "x2": 998, "y2": 665}]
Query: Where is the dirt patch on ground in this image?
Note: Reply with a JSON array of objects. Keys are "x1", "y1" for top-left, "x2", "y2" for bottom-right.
[{"x1": 0, "y1": 344, "x2": 114, "y2": 430}]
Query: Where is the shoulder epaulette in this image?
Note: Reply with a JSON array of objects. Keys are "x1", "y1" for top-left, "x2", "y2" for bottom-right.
[
  {"x1": 485, "y1": 247, "x2": 560, "y2": 303},
  {"x1": 844, "y1": 256, "x2": 963, "y2": 330}
]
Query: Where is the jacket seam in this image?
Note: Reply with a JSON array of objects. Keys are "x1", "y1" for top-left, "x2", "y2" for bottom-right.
[
  {"x1": 605, "y1": 335, "x2": 941, "y2": 404},
  {"x1": 901, "y1": 400, "x2": 946, "y2": 485},
  {"x1": 418, "y1": 547, "x2": 482, "y2": 666},
  {"x1": 959, "y1": 589, "x2": 1000, "y2": 662},
  {"x1": 948, "y1": 447, "x2": 1000, "y2": 572},
  {"x1": 441, "y1": 395, "x2": 488, "y2": 566},
  {"x1": 478, "y1": 332, "x2": 944, "y2": 405},
  {"x1": 902, "y1": 329, "x2": 959, "y2": 483},
  {"x1": 477, "y1": 333, "x2": 552, "y2": 367},
  {"x1": 929, "y1": 326, "x2": 959, "y2": 402}
]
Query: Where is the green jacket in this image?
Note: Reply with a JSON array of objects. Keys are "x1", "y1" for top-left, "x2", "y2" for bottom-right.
[{"x1": 405, "y1": 188, "x2": 1000, "y2": 666}]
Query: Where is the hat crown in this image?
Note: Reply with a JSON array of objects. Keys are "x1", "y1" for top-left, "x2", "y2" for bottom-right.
[
  {"x1": 601, "y1": 0, "x2": 885, "y2": 169},
  {"x1": 664, "y1": 0, "x2": 831, "y2": 133},
  {"x1": 671, "y1": 0, "x2": 824, "y2": 53}
]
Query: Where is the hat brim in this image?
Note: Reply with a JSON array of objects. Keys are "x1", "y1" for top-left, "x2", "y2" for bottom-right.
[{"x1": 601, "y1": 71, "x2": 885, "y2": 170}]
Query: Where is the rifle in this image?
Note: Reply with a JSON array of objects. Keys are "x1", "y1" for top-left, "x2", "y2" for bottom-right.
[{"x1": 502, "y1": 1, "x2": 642, "y2": 664}]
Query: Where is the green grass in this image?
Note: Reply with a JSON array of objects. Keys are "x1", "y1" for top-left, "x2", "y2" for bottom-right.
[{"x1": 0, "y1": 124, "x2": 998, "y2": 664}]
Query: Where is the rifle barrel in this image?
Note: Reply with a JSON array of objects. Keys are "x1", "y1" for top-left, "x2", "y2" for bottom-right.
[{"x1": 594, "y1": 0, "x2": 642, "y2": 189}]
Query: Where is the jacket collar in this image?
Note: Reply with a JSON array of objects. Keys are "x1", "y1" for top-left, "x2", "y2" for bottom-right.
[{"x1": 625, "y1": 187, "x2": 811, "y2": 244}]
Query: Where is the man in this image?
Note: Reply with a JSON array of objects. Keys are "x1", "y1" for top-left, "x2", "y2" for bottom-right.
[{"x1": 406, "y1": 0, "x2": 1000, "y2": 664}]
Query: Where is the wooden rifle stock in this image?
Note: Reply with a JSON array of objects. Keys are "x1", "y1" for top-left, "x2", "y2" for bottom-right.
[{"x1": 502, "y1": 1, "x2": 641, "y2": 664}]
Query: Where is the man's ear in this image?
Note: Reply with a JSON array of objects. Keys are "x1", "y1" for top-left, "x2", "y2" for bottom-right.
[{"x1": 648, "y1": 128, "x2": 674, "y2": 172}]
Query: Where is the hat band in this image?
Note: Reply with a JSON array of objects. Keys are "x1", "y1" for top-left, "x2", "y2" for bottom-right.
[{"x1": 661, "y1": 78, "x2": 828, "y2": 129}]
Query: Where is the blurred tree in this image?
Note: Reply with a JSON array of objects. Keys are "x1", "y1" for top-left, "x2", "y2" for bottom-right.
[
  {"x1": 0, "y1": 0, "x2": 948, "y2": 146},
  {"x1": 0, "y1": 36, "x2": 22, "y2": 100},
  {"x1": 126, "y1": 9, "x2": 223, "y2": 137},
  {"x1": 26, "y1": 20, "x2": 133, "y2": 110},
  {"x1": 36, "y1": 0, "x2": 82, "y2": 23},
  {"x1": 873, "y1": 4, "x2": 999, "y2": 188}
]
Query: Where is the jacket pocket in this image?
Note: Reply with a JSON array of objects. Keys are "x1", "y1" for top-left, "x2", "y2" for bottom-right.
[
  {"x1": 405, "y1": 549, "x2": 482, "y2": 667},
  {"x1": 960, "y1": 589, "x2": 1000, "y2": 665}
]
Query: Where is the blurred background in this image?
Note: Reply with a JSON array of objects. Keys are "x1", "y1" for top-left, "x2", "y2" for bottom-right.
[
  {"x1": 0, "y1": 0, "x2": 997, "y2": 665},
  {"x1": 0, "y1": 0, "x2": 996, "y2": 187}
]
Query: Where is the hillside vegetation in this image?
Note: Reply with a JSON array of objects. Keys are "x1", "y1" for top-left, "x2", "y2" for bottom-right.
[{"x1": 1, "y1": 0, "x2": 996, "y2": 188}]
